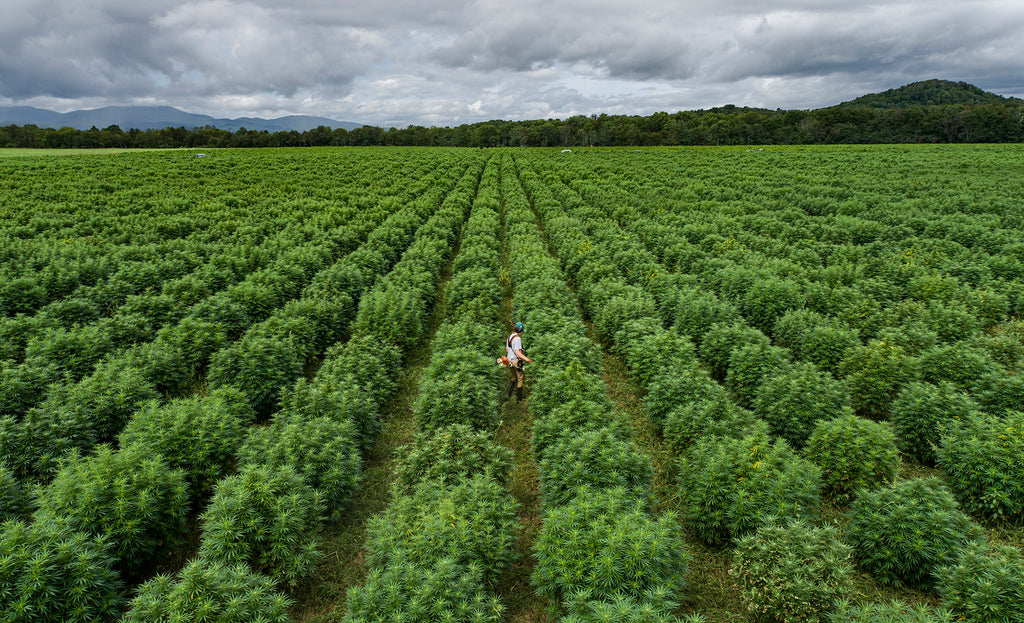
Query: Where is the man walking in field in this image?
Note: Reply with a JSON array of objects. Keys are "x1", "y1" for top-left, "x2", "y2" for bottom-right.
[{"x1": 505, "y1": 322, "x2": 532, "y2": 401}]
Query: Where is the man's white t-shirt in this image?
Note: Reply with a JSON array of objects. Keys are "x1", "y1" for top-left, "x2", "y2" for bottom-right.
[{"x1": 507, "y1": 333, "x2": 522, "y2": 364}]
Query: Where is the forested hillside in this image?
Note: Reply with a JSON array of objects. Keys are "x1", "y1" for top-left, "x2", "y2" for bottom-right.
[{"x1": 2, "y1": 81, "x2": 1022, "y2": 149}]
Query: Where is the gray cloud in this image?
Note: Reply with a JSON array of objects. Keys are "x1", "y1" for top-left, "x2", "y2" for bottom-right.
[{"x1": 1, "y1": 0, "x2": 1022, "y2": 126}]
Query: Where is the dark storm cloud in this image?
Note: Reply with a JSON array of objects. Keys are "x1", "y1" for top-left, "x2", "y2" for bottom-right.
[
  {"x1": 1, "y1": 0, "x2": 1022, "y2": 125},
  {"x1": 707, "y1": 4, "x2": 1024, "y2": 83},
  {"x1": 428, "y1": 4, "x2": 694, "y2": 80}
]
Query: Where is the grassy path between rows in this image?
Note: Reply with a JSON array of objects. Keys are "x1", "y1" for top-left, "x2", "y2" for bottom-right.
[
  {"x1": 493, "y1": 166, "x2": 550, "y2": 623},
  {"x1": 289, "y1": 239, "x2": 462, "y2": 622},
  {"x1": 597, "y1": 350, "x2": 742, "y2": 622}
]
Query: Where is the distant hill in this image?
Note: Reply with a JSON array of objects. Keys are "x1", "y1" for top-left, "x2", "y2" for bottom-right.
[
  {"x1": 0, "y1": 105, "x2": 363, "y2": 132},
  {"x1": 836, "y1": 79, "x2": 1020, "y2": 109}
]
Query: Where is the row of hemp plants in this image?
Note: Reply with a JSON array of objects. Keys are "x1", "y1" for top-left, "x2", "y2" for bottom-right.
[
  {"x1": 341, "y1": 156, "x2": 514, "y2": 622},
  {"x1": 0, "y1": 167, "x2": 429, "y2": 484},
  {"x1": 119, "y1": 153, "x2": 487, "y2": 623},
  {"x1": 519, "y1": 149, "x2": 1022, "y2": 623},
  {"x1": 342, "y1": 154, "x2": 516, "y2": 622},
  {"x1": 504, "y1": 154, "x2": 696, "y2": 623},
  {"x1": 0, "y1": 153, "x2": 483, "y2": 623},
  {"x1": 0, "y1": 148, "x2": 432, "y2": 408}
]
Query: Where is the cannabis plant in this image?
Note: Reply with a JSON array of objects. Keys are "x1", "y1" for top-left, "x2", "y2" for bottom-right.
[
  {"x1": 890, "y1": 380, "x2": 979, "y2": 466},
  {"x1": 344, "y1": 555, "x2": 502, "y2": 623},
  {"x1": 392, "y1": 424, "x2": 513, "y2": 495},
  {"x1": 803, "y1": 414, "x2": 900, "y2": 504},
  {"x1": 678, "y1": 423, "x2": 822, "y2": 544},
  {"x1": 365, "y1": 475, "x2": 518, "y2": 583},
  {"x1": 238, "y1": 413, "x2": 361, "y2": 521},
  {"x1": 846, "y1": 477, "x2": 982, "y2": 590},
  {"x1": 0, "y1": 517, "x2": 124, "y2": 623},
  {"x1": 538, "y1": 427, "x2": 652, "y2": 508},
  {"x1": 122, "y1": 559, "x2": 293, "y2": 623},
  {"x1": 828, "y1": 599, "x2": 952, "y2": 623},
  {"x1": 936, "y1": 542, "x2": 1024, "y2": 623},
  {"x1": 198, "y1": 464, "x2": 325, "y2": 587},
  {"x1": 731, "y1": 519, "x2": 853, "y2": 623},
  {"x1": 533, "y1": 486, "x2": 688, "y2": 605},
  {"x1": 33, "y1": 444, "x2": 189, "y2": 575},
  {"x1": 755, "y1": 361, "x2": 852, "y2": 448},
  {"x1": 937, "y1": 410, "x2": 1024, "y2": 525},
  {"x1": 117, "y1": 387, "x2": 254, "y2": 496}
]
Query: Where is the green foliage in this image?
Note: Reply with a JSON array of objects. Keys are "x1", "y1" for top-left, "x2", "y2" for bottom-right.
[
  {"x1": 677, "y1": 424, "x2": 823, "y2": 545},
  {"x1": 828, "y1": 600, "x2": 952, "y2": 623},
  {"x1": 532, "y1": 326, "x2": 602, "y2": 374},
  {"x1": 319, "y1": 335, "x2": 401, "y2": 407},
  {"x1": 803, "y1": 414, "x2": 900, "y2": 504},
  {"x1": 594, "y1": 292, "x2": 658, "y2": 343},
  {"x1": 621, "y1": 326, "x2": 695, "y2": 388},
  {"x1": 122, "y1": 559, "x2": 294, "y2": 623},
  {"x1": 23, "y1": 323, "x2": 115, "y2": 380},
  {"x1": 754, "y1": 362, "x2": 852, "y2": 448},
  {"x1": 531, "y1": 361, "x2": 612, "y2": 418},
  {"x1": 284, "y1": 293, "x2": 354, "y2": 353},
  {"x1": 0, "y1": 359, "x2": 59, "y2": 420},
  {"x1": 644, "y1": 363, "x2": 719, "y2": 430},
  {"x1": 531, "y1": 398, "x2": 627, "y2": 462},
  {"x1": 726, "y1": 342, "x2": 793, "y2": 408},
  {"x1": 198, "y1": 464, "x2": 325, "y2": 587},
  {"x1": 0, "y1": 463, "x2": 27, "y2": 522},
  {"x1": 238, "y1": 413, "x2": 361, "y2": 522},
  {"x1": 0, "y1": 517, "x2": 124, "y2": 623},
  {"x1": 663, "y1": 393, "x2": 759, "y2": 454},
  {"x1": 352, "y1": 287, "x2": 423, "y2": 351},
  {"x1": 415, "y1": 347, "x2": 499, "y2": 432},
  {"x1": 365, "y1": 475, "x2": 518, "y2": 583},
  {"x1": 392, "y1": 424, "x2": 513, "y2": 496},
  {"x1": 208, "y1": 332, "x2": 305, "y2": 416},
  {"x1": 15, "y1": 358, "x2": 159, "y2": 477},
  {"x1": 32, "y1": 444, "x2": 189, "y2": 575},
  {"x1": 920, "y1": 301, "x2": 982, "y2": 343},
  {"x1": 445, "y1": 266, "x2": 500, "y2": 321},
  {"x1": 533, "y1": 487, "x2": 688, "y2": 605},
  {"x1": 434, "y1": 319, "x2": 498, "y2": 356},
  {"x1": 700, "y1": 321, "x2": 771, "y2": 381},
  {"x1": 560, "y1": 589, "x2": 685, "y2": 623},
  {"x1": 538, "y1": 427, "x2": 653, "y2": 508},
  {"x1": 117, "y1": 387, "x2": 254, "y2": 495},
  {"x1": 773, "y1": 309, "x2": 860, "y2": 375},
  {"x1": 671, "y1": 286, "x2": 740, "y2": 344},
  {"x1": 281, "y1": 378, "x2": 380, "y2": 451},
  {"x1": 972, "y1": 369, "x2": 1024, "y2": 417},
  {"x1": 740, "y1": 276, "x2": 804, "y2": 333},
  {"x1": 936, "y1": 542, "x2": 1024, "y2": 623},
  {"x1": 612, "y1": 316, "x2": 662, "y2": 361},
  {"x1": 936, "y1": 411, "x2": 1024, "y2": 525},
  {"x1": 344, "y1": 556, "x2": 502, "y2": 623},
  {"x1": 154, "y1": 317, "x2": 228, "y2": 388},
  {"x1": 731, "y1": 519, "x2": 853, "y2": 623},
  {"x1": 846, "y1": 477, "x2": 983, "y2": 590},
  {"x1": 917, "y1": 341, "x2": 995, "y2": 390},
  {"x1": 839, "y1": 340, "x2": 916, "y2": 419},
  {"x1": 890, "y1": 381, "x2": 979, "y2": 466}
]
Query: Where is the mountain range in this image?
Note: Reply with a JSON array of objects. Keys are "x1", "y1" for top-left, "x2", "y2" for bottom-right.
[
  {"x1": 0, "y1": 105, "x2": 363, "y2": 132},
  {"x1": 1, "y1": 81, "x2": 1019, "y2": 135}
]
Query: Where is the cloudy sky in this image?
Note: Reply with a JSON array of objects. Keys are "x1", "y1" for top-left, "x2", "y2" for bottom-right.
[{"x1": 2, "y1": 0, "x2": 1022, "y2": 127}]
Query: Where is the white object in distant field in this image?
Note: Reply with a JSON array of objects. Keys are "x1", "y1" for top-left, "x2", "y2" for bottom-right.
[{"x1": 561, "y1": 149, "x2": 572, "y2": 153}]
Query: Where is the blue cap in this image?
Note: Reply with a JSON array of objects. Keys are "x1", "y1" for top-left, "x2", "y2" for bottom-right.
[{"x1": 514, "y1": 322, "x2": 525, "y2": 332}]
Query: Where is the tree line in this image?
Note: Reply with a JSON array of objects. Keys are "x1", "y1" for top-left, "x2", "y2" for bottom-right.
[{"x1": 2, "y1": 103, "x2": 1022, "y2": 149}]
